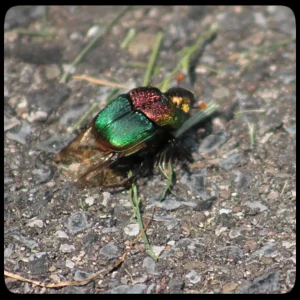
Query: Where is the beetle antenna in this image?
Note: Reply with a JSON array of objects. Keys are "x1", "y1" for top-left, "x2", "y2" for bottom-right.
[{"x1": 192, "y1": 102, "x2": 207, "y2": 110}]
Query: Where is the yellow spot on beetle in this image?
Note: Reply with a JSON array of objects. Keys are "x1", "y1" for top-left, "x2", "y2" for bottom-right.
[
  {"x1": 182, "y1": 103, "x2": 190, "y2": 113},
  {"x1": 172, "y1": 96, "x2": 183, "y2": 106}
]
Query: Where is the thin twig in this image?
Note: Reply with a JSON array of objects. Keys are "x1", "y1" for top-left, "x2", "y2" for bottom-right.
[
  {"x1": 247, "y1": 122, "x2": 256, "y2": 146},
  {"x1": 234, "y1": 109, "x2": 266, "y2": 116},
  {"x1": 4, "y1": 205, "x2": 157, "y2": 288},
  {"x1": 280, "y1": 180, "x2": 288, "y2": 196},
  {"x1": 72, "y1": 75, "x2": 128, "y2": 89},
  {"x1": 16, "y1": 29, "x2": 55, "y2": 38},
  {"x1": 4, "y1": 269, "x2": 103, "y2": 288}
]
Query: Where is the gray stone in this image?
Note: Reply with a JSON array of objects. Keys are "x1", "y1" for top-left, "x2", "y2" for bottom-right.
[
  {"x1": 162, "y1": 238, "x2": 206, "y2": 258},
  {"x1": 127, "y1": 284, "x2": 147, "y2": 294},
  {"x1": 60, "y1": 244, "x2": 75, "y2": 253},
  {"x1": 4, "y1": 245, "x2": 14, "y2": 259},
  {"x1": 229, "y1": 227, "x2": 250, "y2": 239},
  {"x1": 186, "y1": 270, "x2": 202, "y2": 284},
  {"x1": 28, "y1": 252, "x2": 49, "y2": 275},
  {"x1": 27, "y1": 111, "x2": 48, "y2": 122},
  {"x1": 142, "y1": 257, "x2": 158, "y2": 275},
  {"x1": 67, "y1": 211, "x2": 92, "y2": 234},
  {"x1": 216, "y1": 213, "x2": 236, "y2": 228},
  {"x1": 63, "y1": 286, "x2": 85, "y2": 294},
  {"x1": 11, "y1": 233, "x2": 38, "y2": 249},
  {"x1": 133, "y1": 275, "x2": 148, "y2": 284},
  {"x1": 4, "y1": 178, "x2": 14, "y2": 184},
  {"x1": 107, "y1": 284, "x2": 147, "y2": 294},
  {"x1": 218, "y1": 246, "x2": 244, "y2": 262},
  {"x1": 32, "y1": 168, "x2": 52, "y2": 183},
  {"x1": 74, "y1": 270, "x2": 94, "y2": 281},
  {"x1": 244, "y1": 201, "x2": 268, "y2": 212},
  {"x1": 152, "y1": 246, "x2": 165, "y2": 257},
  {"x1": 85, "y1": 196, "x2": 95, "y2": 206},
  {"x1": 169, "y1": 278, "x2": 184, "y2": 293},
  {"x1": 147, "y1": 283, "x2": 156, "y2": 294},
  {"x1": 219, "y1": 153, "x2": 242, "y2": 170},
  {"x1": 124, "y1": 223, "x2": 140, "y2": 236},
  {"x1": 198, "y1": 131, "x2": 228, "y2": 154},
  {"x1": 66, "y1": 260, "x2": 76, "y2": 270},
  {"x1": 285, "y1": 124, "x2": 296, "y2": 136},
  {"x1": 24, "y1": 282, "x2": 31, "y2": 294},
  {"x1": 26, "y1": 219, "x2": 44, "y2": 228},
  {"x1": 4, "y1": 116, "x2": 21, "y2": 131},
  {"x1": 155, "y1": 214, "x2": 178, "y2": 230},
  {"x1": 99, "y1": 242, "x2": 119, "y2": 259},
  {"x1": 102, "y1": 192, "x2": 111, "y2": 207},
  {"x1": 236, "y1": 271, "x2": 280, "y2": 293},
  {"x1": 233, "y1": 170, "x2": 251, "y2": 192},
  {"x1": 175, "y1": 238, "x2": 194, "y2": 249},
  {"x1": 194, "y1": 197, "x2": 216, "y2": 211},
  {"x1": 219, "y1": 208, "x2": 231, "y2": 214},
  {"x1": 6, "y1": 121, "x2": 31, "y2": 145},
  {"x1": 44, "y1": 65, "x2": 61, "y2": 79},
  {"x1": 180, "y1": 168, "x2": 208, "y2": 197},
  {"x1": 147, "y1": 198, "x2": 182, "y2": 211},
  {"x1": 55, "y1": 230, "x2": 69, "y2": 239},
  {"x1": 252, "y1": 243, "x2": 278, "y2": 258}
]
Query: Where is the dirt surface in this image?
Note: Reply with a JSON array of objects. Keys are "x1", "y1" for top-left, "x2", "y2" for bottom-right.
[{"x1": 4, "y1": 6, "x2": 295, "y2": 294}]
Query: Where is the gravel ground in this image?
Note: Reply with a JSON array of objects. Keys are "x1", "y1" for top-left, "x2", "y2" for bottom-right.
[{"x1": 4, "y1": 6, "x2": 295, "y2": 294}]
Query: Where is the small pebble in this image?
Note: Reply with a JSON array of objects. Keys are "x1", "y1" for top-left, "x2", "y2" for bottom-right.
[
  {"x1": 85, "y1": 196, "x2": 95, "y2": 206},
  {"x1": 124, "y1": 224, "x2": 140, "y2": 236},
  {"x1": 49, "y1": 274, "x2": 60, "y2": 283},
  {"x1": 152, "y1": 245, "x2": 165, "y2": 257},
  {"x1": 60, "y1": 244, "x2": 75, "y2": 253},
  {"x1": 55, "y1": 230, "x2": 69, "y2": 239},
  {"x1": 219, "y1": 208, "x2": 231, "y2": 214},
  {"x1": 186, "y1": 270, "x2": 202, "y2": 284},
  {"x1": 49, "y1": 266, "x2": 56, "y2": 272},
  {"x1": 44, "y1": 65, "x2": 60, "y2": 79},
  {"x1": 27, "y1": 219, "x2": 44, "y2": 228},
  {"x1": 65, "y1": 259, "x2": 76, "y2": 269}
]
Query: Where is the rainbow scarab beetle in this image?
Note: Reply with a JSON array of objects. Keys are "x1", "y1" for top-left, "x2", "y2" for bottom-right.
[{"x1": 56, "y1": 85, "x2": 197, "y2": 188}]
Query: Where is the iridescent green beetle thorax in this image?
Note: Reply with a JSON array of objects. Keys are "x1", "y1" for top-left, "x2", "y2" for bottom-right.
[{"x1": 129, "y1": 86, "x2": 194, "y2": 130}]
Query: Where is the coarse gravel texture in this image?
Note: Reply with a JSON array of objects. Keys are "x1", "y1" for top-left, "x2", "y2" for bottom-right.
[{"x1": 4, "y1": 6, "x2": 295, "y2": 294}]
